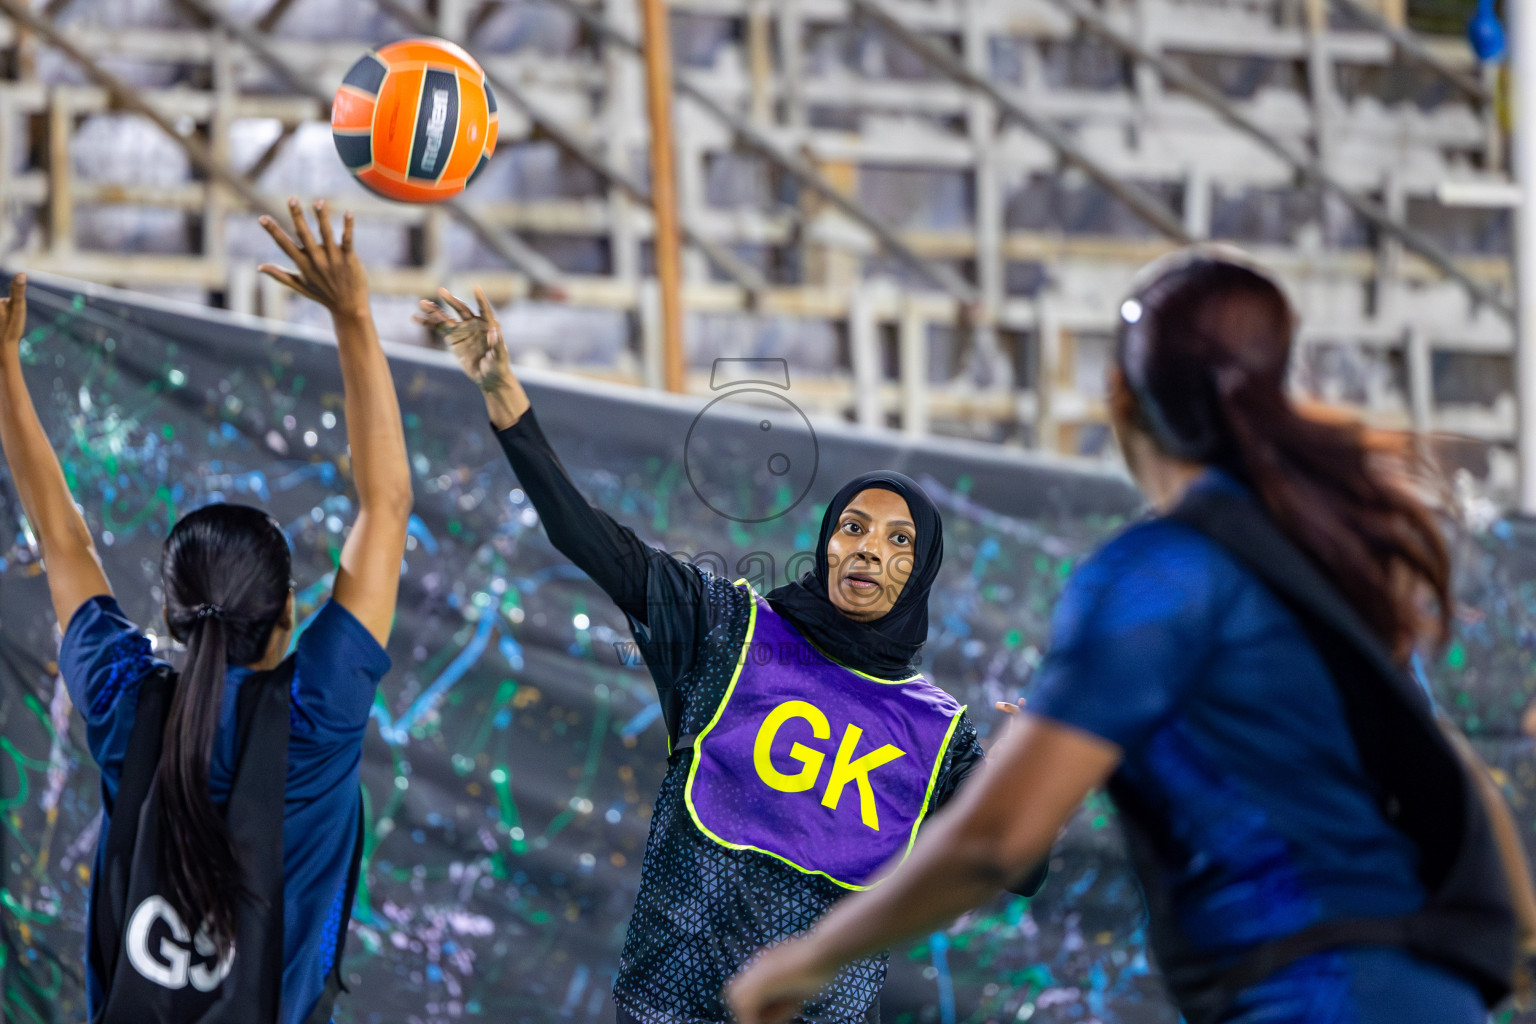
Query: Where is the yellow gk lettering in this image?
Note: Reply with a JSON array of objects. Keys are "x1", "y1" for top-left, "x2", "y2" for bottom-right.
[
  {"x1": 752, "y1": 700, "x2": 829, "y2": 793},
  {"x1": 751, "y1": 701, "x2": 907, "y2": 830},
  {"x1": 819, "y1": 725, "x2": 905, "y2": 831}
]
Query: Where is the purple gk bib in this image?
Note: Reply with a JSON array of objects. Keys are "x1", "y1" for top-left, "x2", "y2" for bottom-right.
[{"x1": 684, "y1": 585, "x2": 965, "y2": 888}]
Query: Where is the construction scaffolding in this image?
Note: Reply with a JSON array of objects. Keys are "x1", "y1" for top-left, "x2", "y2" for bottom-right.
[{"x1": 0, "y1": 0, "x2": 1516, "y2": 491}]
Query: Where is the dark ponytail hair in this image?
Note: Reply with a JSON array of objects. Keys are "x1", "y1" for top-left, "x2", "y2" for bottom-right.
[
  {"x1": 1116, "y1": 250, "x2": 1451, "y2": 660},
  {"x1": 159, "y1": 503, "x2": 292, "y2": 955}
]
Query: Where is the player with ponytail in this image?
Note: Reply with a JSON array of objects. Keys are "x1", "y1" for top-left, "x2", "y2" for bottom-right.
[
  {"x1": 0, "y1": 198, "x2": 412, "y2": 1024},
  {"x1": 1110, "y1": 252, "x2": 1452, "y2": 660},
  {"x1": 727, "y1": 248, "x2": 1522, "y2": 1024},
  {"x1": 156, "y1": 503, "x2": 296, "y2": 960}
]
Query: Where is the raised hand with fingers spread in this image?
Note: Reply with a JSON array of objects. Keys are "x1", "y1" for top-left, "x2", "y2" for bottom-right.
[
  {"x1": 417, "y1": 285, "x2": 530, "y2": 429},
  {"x1": 258, "y1": 197, "x2": 370, "y2": 323},
  {"x1": 258, "y1": 197, "x2": 412, "y2": 649}
]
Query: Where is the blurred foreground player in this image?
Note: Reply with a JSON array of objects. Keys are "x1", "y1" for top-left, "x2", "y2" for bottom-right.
[
  {"x1": 420, "y1": 288, "x2": 1045, "y2": 1024},
  {"x1": 0, "y1": 200, "x2": 412, "y2": 1024},
  {"x1": 727, "y1": 249, "x2": 1531, "y2": 1024}
]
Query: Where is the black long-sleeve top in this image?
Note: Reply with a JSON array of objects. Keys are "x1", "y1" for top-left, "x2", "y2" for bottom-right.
[{"x1": 495, "y1": 409, "x2": 1045, "y2": 1024}]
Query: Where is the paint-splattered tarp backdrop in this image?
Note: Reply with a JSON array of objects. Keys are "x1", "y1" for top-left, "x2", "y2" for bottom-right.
[{"x1": 1, "y1": 277, "x2": 1532, "y2": 1024}]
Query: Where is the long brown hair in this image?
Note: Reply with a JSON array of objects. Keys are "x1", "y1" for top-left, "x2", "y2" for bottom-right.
[
  {"x1": 159, "y1": 503, "x2": 292, "y2": 955},
  {"x1": 1116, "y1": 251, "x2": 1451, "y2": 659}
]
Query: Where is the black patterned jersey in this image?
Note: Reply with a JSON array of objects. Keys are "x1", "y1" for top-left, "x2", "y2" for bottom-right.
[
  {"x1": 492, "y1": 416, "x2": 1007, "y2": 1024},
  {"x1": 614, "y1": 570, "x2": 985, "y2": 1024}
]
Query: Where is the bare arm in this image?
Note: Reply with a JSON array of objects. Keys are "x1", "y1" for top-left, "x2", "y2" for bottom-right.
[
  {"x1": 724, "y1": 713, "x2": 1121, "y2": 1024},
  {"x1": 1445, "y1": 724, "x2": 1536, "y2": 950},
  {"x1": 0, "y1": 274, "x2": 113, "y2": 627},
  {"x1": 259, "y1": 199, "x2": 412, "y2": 647}
]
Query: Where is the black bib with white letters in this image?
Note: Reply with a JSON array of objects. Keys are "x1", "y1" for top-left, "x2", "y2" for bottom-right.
[{"x1": 87, "y1": 658, "x2": 359, "y2": 1024}]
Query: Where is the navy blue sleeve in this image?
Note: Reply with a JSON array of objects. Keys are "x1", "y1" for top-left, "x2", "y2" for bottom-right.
[
  {"x1": 283, "y1": 600, "x2": 391, "y2": 822},
  {"x1": 58, "y1": 596, "x2": 169, "y2": 788},
  {"x1": 291, "y1": 599, "x2": 392, "y2": 740},
  {"x1": 1028, "y1": 522, "x2": 1226, "y2": 753}
]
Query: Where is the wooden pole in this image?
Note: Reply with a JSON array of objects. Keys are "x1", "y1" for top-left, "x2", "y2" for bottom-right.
[
  {"x1": 174, "y1": 0, "x2": 567, "y2": 294},
  {"x1": 373, "y1": 0, "x2": 763, "y2": 294},
  {"x1": 638, "y1": 0, "x2": 686, "y2": 394},
  {"x1": 545, "y1": 0, "x2": 976, "y2": 302}
]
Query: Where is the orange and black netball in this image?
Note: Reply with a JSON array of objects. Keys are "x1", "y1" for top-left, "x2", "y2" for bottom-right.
[{"x1": 331, "y1": 37, "x2": 498, "y2": 203}]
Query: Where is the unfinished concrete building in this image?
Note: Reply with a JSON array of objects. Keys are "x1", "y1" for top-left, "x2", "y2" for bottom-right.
[{"x1": 0, "y1": 0, "x2": 1515, "y2": 494}]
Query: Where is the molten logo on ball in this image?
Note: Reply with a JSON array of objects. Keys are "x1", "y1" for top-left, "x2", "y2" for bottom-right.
[
  {"x1": 420, "y1": 89, "x2": 451, "y2": 174},
  {"x1": 685, "y1": 358, "x2": 818, "y2": 523}
]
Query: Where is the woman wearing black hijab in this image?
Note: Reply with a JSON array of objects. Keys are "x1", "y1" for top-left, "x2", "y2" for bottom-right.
[
  {"x1": 422, "y1": 289, "x2": 1044, "y2": 1024},
  {"x1": 765, "y1": 469, "x2": 944, "y2": 676}
]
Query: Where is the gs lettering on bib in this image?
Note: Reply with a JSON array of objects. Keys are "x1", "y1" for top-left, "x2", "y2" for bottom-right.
[
  {"x1": 684, "y1": 583, "x2": 964, "y2": 888},
  {"x1": 125, "y1": 896, "x2": 235, "y2": 993}
]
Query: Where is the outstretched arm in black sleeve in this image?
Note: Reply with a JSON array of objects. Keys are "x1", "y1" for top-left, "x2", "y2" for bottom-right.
[
  {"x1": 422, "y1": 286, "x2": 705, "y2": 740},
  {"x1": 494, "y1": 408, "x2": 662, "y2": 624}
]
